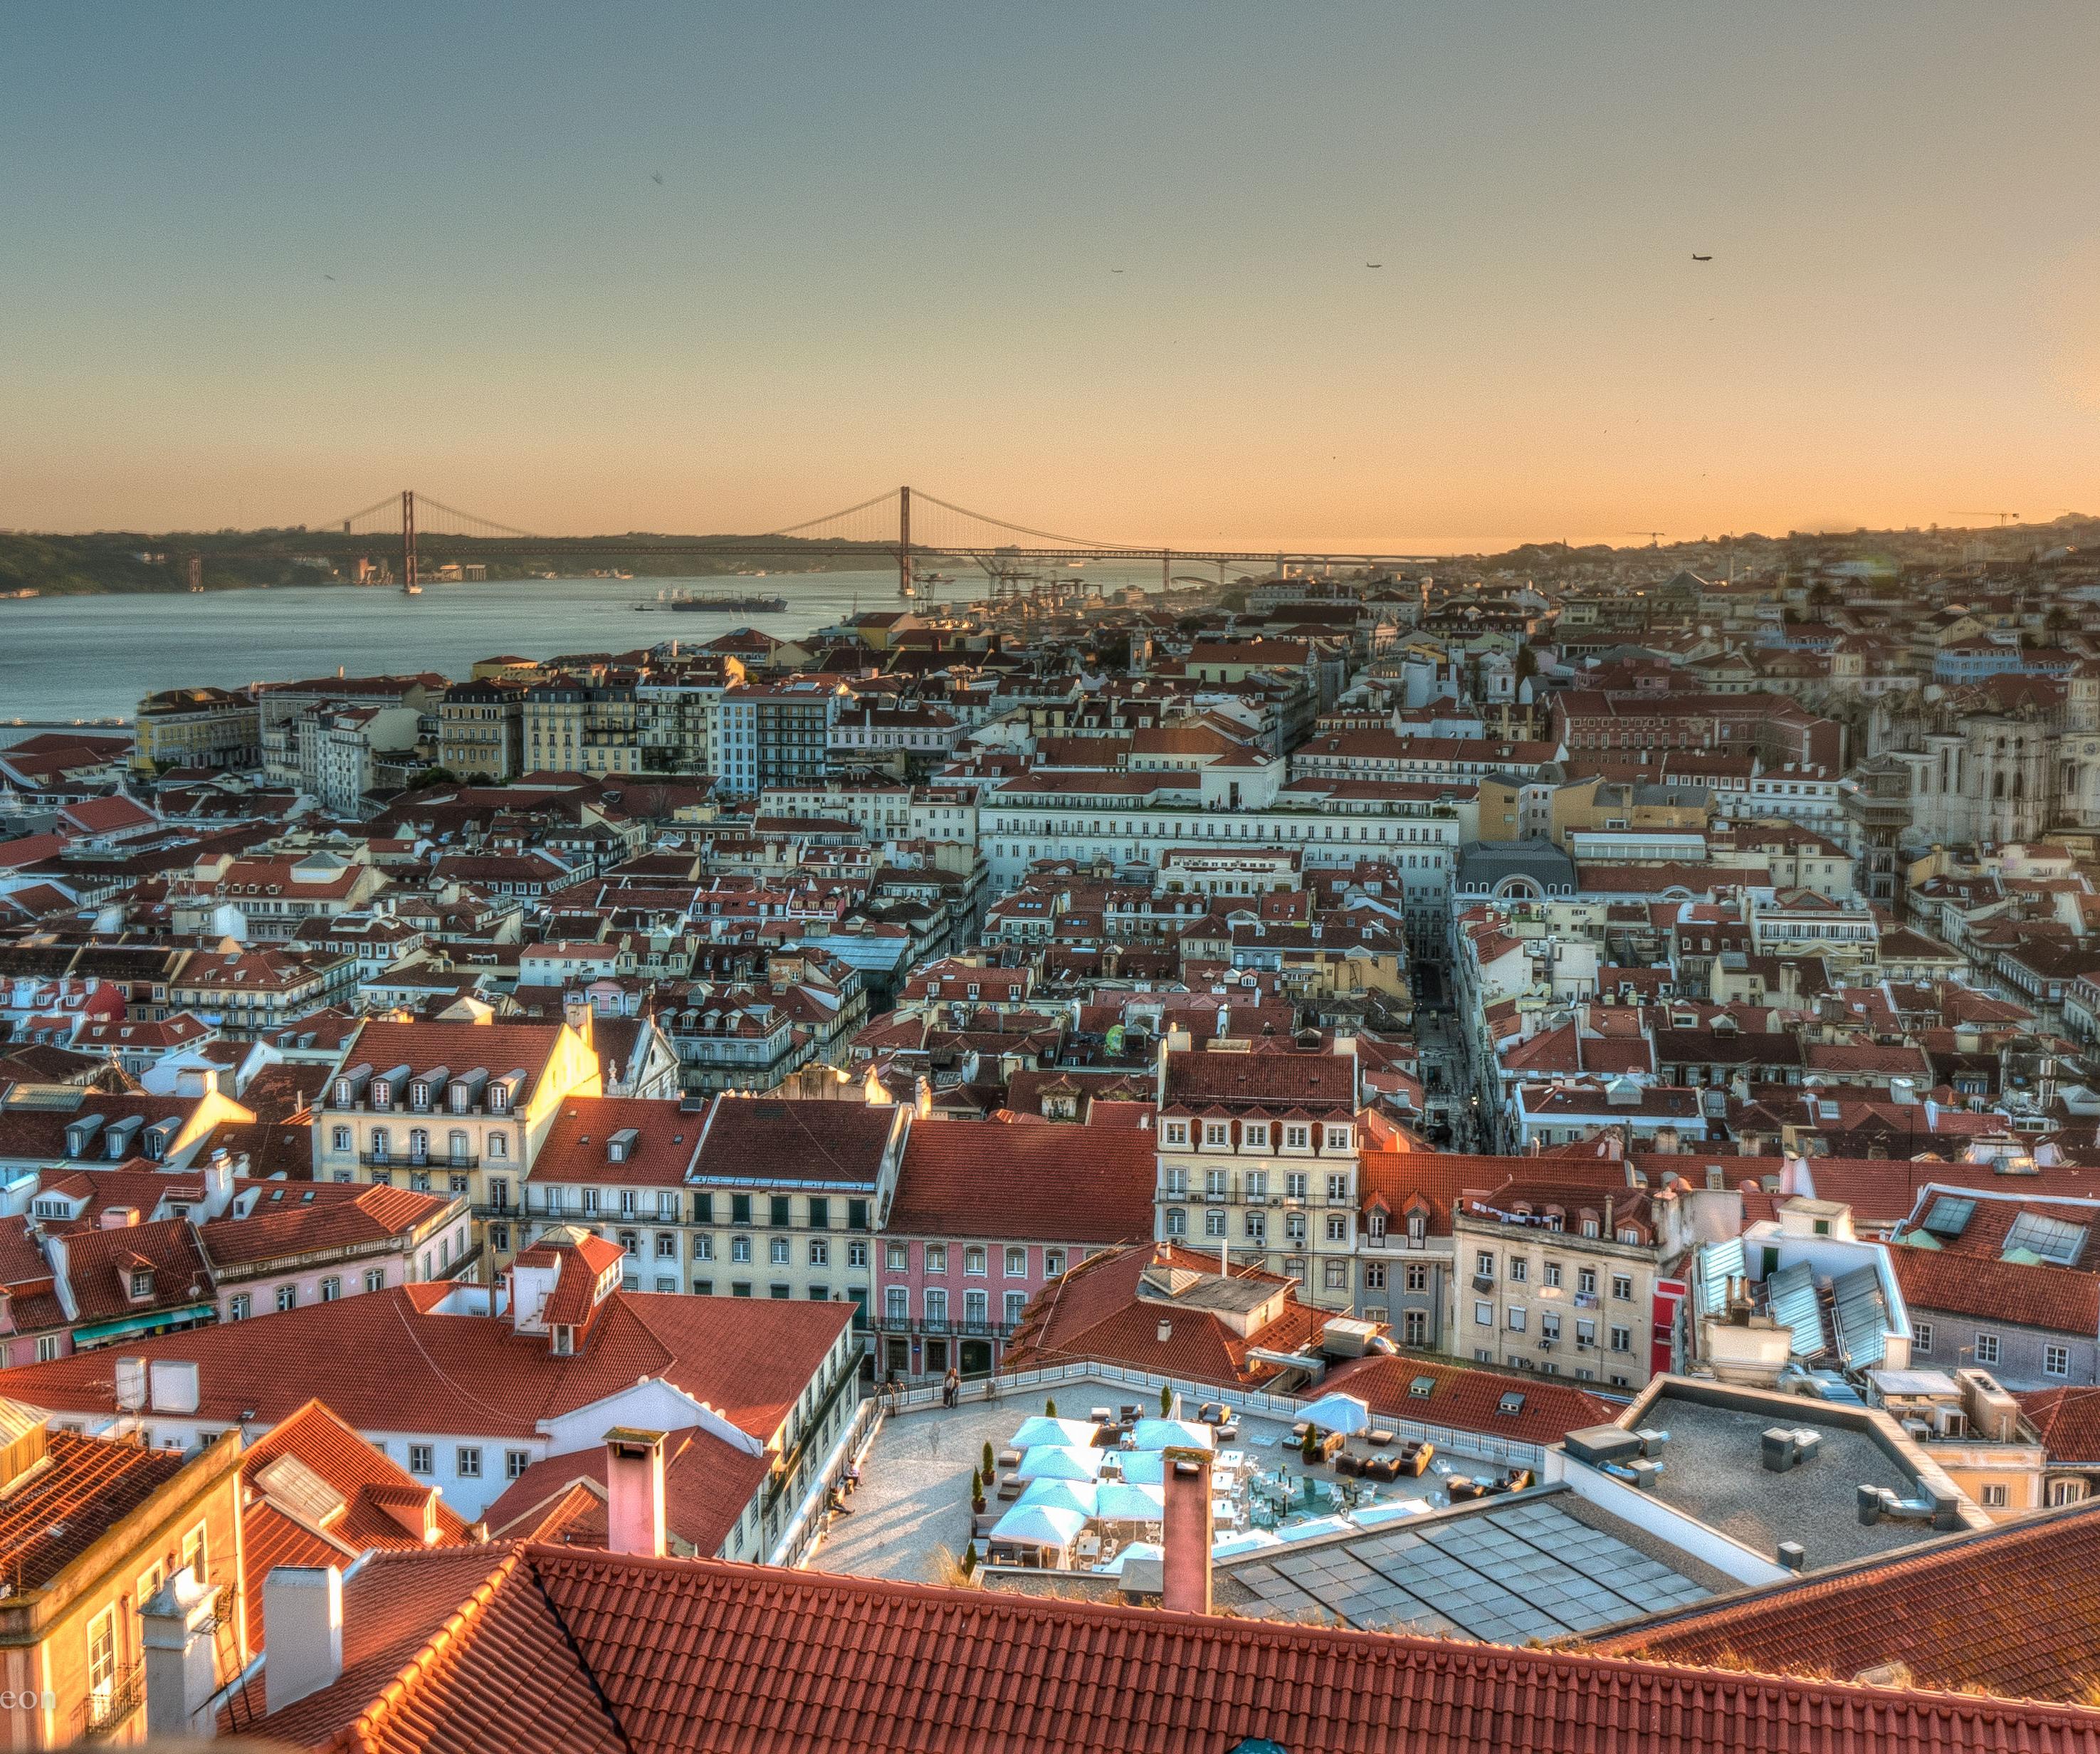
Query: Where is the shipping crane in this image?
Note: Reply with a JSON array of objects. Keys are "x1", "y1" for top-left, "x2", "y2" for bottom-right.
[{"x1": 1626, "y1": 530, "x2": 1666, "y2": 547}]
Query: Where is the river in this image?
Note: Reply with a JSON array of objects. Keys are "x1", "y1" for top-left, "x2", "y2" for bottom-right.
[{"x1": 0, "y1": 564, "x2": 1162, "y2": 737}]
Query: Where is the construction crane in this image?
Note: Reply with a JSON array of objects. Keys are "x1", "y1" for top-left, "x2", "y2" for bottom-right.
[
  {"x1": 1626, "y1": 530, "x2": 1666, "y2": 547},
  {"x1": 1958, "y1": 511, "x2": 2022, "y2": 526}
]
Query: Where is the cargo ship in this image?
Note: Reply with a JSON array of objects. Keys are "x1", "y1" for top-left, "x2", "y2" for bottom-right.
[{"x1": 661, "y1": 588, "x2": 788, "y2": 612}]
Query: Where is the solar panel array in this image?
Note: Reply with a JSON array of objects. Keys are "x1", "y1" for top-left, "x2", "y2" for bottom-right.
[
  {"x1": 1764, "y1": 1260, "x2": 1824, "y2": 1358},
  {"x1": 1230, "y1": 1498, "x2": 1710, "y2": 1644},
  {"x1": 1831, "y1": 1263, "x2": 1889, "y2": 1369},
  {"x1": 1696, "y1": 1236, "x2": 1745, "y2": 1316}
]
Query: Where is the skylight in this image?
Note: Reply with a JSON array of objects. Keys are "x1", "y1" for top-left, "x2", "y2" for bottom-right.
[
  {"x1": 1409, "y1": 1375, "x2": 1437, "y2": 1399},
  {"x1": 1920, "y1": 1195, "x2": 1976, "y2": 1239},
  {"x1": 2004, "y1": 1212, "x2": 2087, "y2": 1267},
  {"x1": 1497, "y1": 1391, "x2": 1526, "y2": 1416}
]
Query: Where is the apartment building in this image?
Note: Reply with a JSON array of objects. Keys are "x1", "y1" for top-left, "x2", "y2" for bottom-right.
[
  {"x1": 310, "y1": 1008, "x2": 602, "y2": 1276},
  {"x1": 711, "y1": 680, "x2": 849, "y2": 799},
  {"x1": 1451, "y1": 1178, "x2": 1689, "y2": 1392},
  {"x1": 436, "y1": 678, "x2": 525, "y2": 780},
  {"x1": 523, "y1": 673, "x2": 642, "y2": 777},
  {"x1": 132, "y1": 686, "x2": 259, "y2": 774},
  {"x1": 1153, "y1": 1034, "x2": 1364, "y2": 1310}
]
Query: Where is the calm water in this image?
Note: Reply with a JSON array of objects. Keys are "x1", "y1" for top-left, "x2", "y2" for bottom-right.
[{"x1": 0, "y1": 564, "x2": 1159, "y2": 732}]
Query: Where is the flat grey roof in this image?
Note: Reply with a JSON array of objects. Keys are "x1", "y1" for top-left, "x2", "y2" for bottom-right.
[
  {"x1": 1634, "y1": 1395, "x2": 1926, "y2": 1570},
  {"x1": 1222, "y1": 1494, "x2": 1710, "y2": 1644}
]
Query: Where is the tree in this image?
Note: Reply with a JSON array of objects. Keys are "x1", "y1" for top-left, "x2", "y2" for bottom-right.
[
  {"x1": 1044, "y1": 1397, "x2": 1056, "y2": 1418},
  {"x1": 1160, "y1": 1384, "x2": 1175, "y2": 1418},
  {"x1": 982, "y1": 1440, "x2": 995, "y2": 1479},
  {"x1": 401, "y1": 765, "x2": 459, "y2": 791}
]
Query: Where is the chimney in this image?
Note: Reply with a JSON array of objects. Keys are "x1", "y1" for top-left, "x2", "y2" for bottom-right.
[
  {"x1": 562, "y1": 990, "x2": 594, "y2": 1049},
  {"x1": 604, "y1": 1427, "x2": 668, "y2": 1558},
  {"x1": 141, "y1": 1567, "x2": 219, "y2": 1740},
  {"x1": 1161, "y1": 1450, "x2": 1213, "y2": 1615},
  {"x1": 201, "y1": 1148, "x2": 237, "y2": 1217},
  {"x1": 263, "y1": 1565, "x2": 344, "y2": 1712}
]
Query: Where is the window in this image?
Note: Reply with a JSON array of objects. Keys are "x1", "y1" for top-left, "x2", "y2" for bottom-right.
[
  {"x1": 1044, "y1": 1249, "x2": 1065, "y2": 1276},
  {"x1": 925, "y1": 1288, "x2": 948, "y2": 1323},
  {"x1": 1244, "y1": 1209, "x2": 1266, "y2": 1240},
  {"x1": 486, "y1": 1131, "x2": 508, "y2": 1160},
  {"x1": 1325, "y1": 1214, "x2": 1348, "y2": 1242},
  {"x1": 88, "y1": 1606, "x2": 115, "y2": 1698},
  {"x1": 129, "y1": 1268, "x2": 152, "y2": 1298},
  {"x1": 849, "y1": 1199, "x2": 870, "y2": 1231},
  {"x1": 807, "y1": 1197, "x2": 829, "y2": 1229},
  {"x1": 2047, "y1": 1344, "x2": 2072, "y2": 1377},
  {"x1": 1323, "y1": 1259, "x2": 1347, "y2": 1289},
  {"x1": 1475, "y1": 1251, "x2": 1494, "y2": 1278},
  {"x1": 1203, "y1": 1120, "x2": 1231, "y2": 1149},
  {"x1": 35, "y1": 1333, "x2": 59, "y2": 1361},
  {"x1": 1543, "y1": 1261, "x2": 1562, "y2": 1288},
  {"x1": 731, "y1": 1236, "x2": 752, "y2": 1264},
  {"x1": 769, "y1": 1283, "x2": 791, "y2": 1299},
  {"x1": 886, "y1": 1243, "x2": 908, "y2": 1271},
  {"x1": 885, "y1": 1287, "x2": 908, "y2": 1323},
  {"x1": 331, "y1": 1125, "x2": 352, "y2": 1152},
  {"x1": 1365, "y1": 1263, "x2": 1386, "y2": 1290},
  {"x1": 1612, "y1": 1274, "x2": 1633, "y2": 1301},
  {"x1": 1982, "y1": 1483, "x2": 2010, "y2": 1510},
  {"x1": 276, "y1": 1285, "x2": 297, "y2": 1312},
  {"x1": 1162, "y1": 1120, "x2": 1189, "y2": 1148},
  {"x1": 1975, "y1": 1331, "x2": 2002, "y2": 1366},
  {"x1": 769, "y1": 1237, "x2": 791, "y2": 1266},
  {"x1": 655, "y1": 1234, "x2": 677, "y2": 1260},
  {"x1": 1165, "y1": 1207, "x2": 1187, "y2": 1236},
  {"x1": 1325, "y1": 1173, "x2": 1349, "y2": 1202},
  {"x1": 1205, "y1": 1209, "x2": 1227, "y2": 1237},
  {"x1": 1405, "y1": 1264, "x2": 1428, "y2": 1292},
  {"x1": 730, "y1": 1194, "x2": 752, "y2": 1226},
  {"x1": 1610, "y1": 1325, "x2": 1632, "y2": 1352},
  {"x1": 1578, "y1": 1267, "x2": 1597, "y2": 1296},
  {"x1": 770, "y1": 1195, "x2": 792, "y2": 1228},
  {"x1": 458, "y1": 1446, "x2": 482, "y2": 1479},
  {"x1": 364, "y1": 1268, "x2": 385, "y2": 1293},
  {"x1": 847, "y1": 1241, "x2": 868, "y2": 1269},
  {"x1": 1913, "y1": 1321, "x2": 1933, "y2": 1352},
  {"x1": 1325, "y1": 1125, "x2": 1352, "y2": 1151},
  {"x1": 1004, "y1": 1246, "x2": 1027, "y2": 1276},
  {"x1": 1508, "y1": 1258, "x2": 1528, "y2": 1284},
  {"x1": 1242, "y1": 1123, "x2": 1270, "y2": 1152},
  {"x1": 809, "y1": 1238, "x2": 829, "y2": 1267},
  {"x1": 507, "y1": 1449, "x2": 532, "y2": 1481},
  {"x1": 2051, "y1": 1479, "x2": 2086, "y2": 1507},
  {"x1": 1474, "y1": 1300, "x2": 1493, "y2": 1327},
  {"x1": 1507, "y1": 1306, "x2": 1528, "y2": 1333},
  {"x1": 409, "y1": 1444, "x2": 434, "y2": 1474},
  {"x1": 320, "y1": 1276, "x2": 341, "y2": 1302}
]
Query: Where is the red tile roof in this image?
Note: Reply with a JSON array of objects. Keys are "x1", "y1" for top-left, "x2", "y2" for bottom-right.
[
  {"x1": 238, "y1": 1398, "x2": 476, "y2": 1646},
  {"x1": 1004, "y1": 1244, "x2": 1328, "y2": 1387},
  {"x1": 0, "y1": 1427, "x2": 190, "y2": 1590},
  {"x1": 335, "y1": 1019, "x2": 569, "y2": 1104},
  {"x1": 0, "y1": 1286, "x2": 849, "y2": 1444},
  {"x1": 524, "y1": 1097, "x2": 700, "y2": 1190},
  {"x1": 2017, "y1": 1385, "x2": 2100, "y2": 1464},
  {"x1": 1589, "y1": 1498, "x2": 2100, "y2": 1703},
  {"x1": 481, "y1": 1423, "x2": 767, "y2": 1559},
  {"x1": 1887, "y1": 1242, "x2": 2100, "y2": 1335},
  {"x1": 243, "y1": 1541, "x2": 2100, "y2": 1753},
  {"x1": 888, "y1": 1117, "x2": 1155, "y2": 1244},
  {"x1": 1318, "y1": 1353, "x2": 1623, "y2": 1447},
  {"x1": 1161, "y1": 1046, "x2": 1356, "y2": 1110},
  {"x1": 58, "y1": 1214, "x2": 215, "y2": 1325},
  {"x1": 201, "y1": 1182, "x2": 454, "y2": 1270},
  {"x1": 691, "y1": 1095, "x2": 900, "y2": 1187}
]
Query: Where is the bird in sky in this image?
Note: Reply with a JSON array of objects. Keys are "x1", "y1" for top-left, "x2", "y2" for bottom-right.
[
  {"x1": 322, "y1": 273, "x2": 335, "y2": 281},
  {"x1": 1692, "y1": 253, "x2": 1712, "y2": 261},
  {"x1": 1111, "y1": 267, "x2": 1124, "y2": 273},
  {"x1": 1367, "y1": 261, "x2": 1382, "y2": 268},
  {"x1": 651, "y1": 172, "x2": 664, "y2": 185}
]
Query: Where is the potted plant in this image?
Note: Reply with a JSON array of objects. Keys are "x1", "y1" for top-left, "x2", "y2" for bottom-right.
[
  {"x1": 982, "y1": 1440, "x2": 995, "y2": 1479},
  {"x1": 1159, "y1": 1384, "x2": 1175, "y2": 1418},
  {"x1": 1045, "y1": 1397, "x2": 1057, "y2": 1418},
  {"x1": 970, "y1": 1466, "x2": 986, "y2": 1516}
]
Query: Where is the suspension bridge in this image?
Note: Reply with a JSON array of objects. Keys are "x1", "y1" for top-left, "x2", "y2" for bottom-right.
[{"x1": 199, "y1": 486, "x2": 1446, "y2": 599}]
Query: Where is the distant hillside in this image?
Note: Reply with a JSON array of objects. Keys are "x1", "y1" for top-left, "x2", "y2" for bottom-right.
[{"x1": 0, "y1": 529, "x2": 900, "y2": 597}]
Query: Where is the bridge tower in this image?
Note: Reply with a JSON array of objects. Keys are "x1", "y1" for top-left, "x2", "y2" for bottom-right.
[
  {"x1": 897, "y1": 485, "x2": 913, "y2": 600},
  {"x1": 400, "y1": 490, "x2": 418, "y2": 593}
]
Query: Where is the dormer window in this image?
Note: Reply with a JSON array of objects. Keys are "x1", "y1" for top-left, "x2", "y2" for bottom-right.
[
  {"x1": 1202, "y1": 1120, "x2": 1232, "y2": 1150},
  {"x1": 1162, "y1": 1120, "x2": 1189, "y2": 1149},
  {"x1": 371, "y1": 1081, "x2": 392, "y2": 1109},
  {"x1": 1283, "y1": 1124, "x2": 1311, "y2": 1152},
  {"x1": 1617, "y1": 1227, "x2": 1641, "y2": 1245},
  {"x1": 410, "y1": 1082, "x2": 429, "y2": 1110},
  {"x1": 489, "y1": 1085, "x2": 511, "y2": 1113},
  {"x1": 551, "y1": 1324, "x2": 574, "y2": 1356},
  {"x1": 335, "y1": 1080, "x2": 354, "y2": 1106},
  {"x1": 1242, "y1": 1121, "x2": 1271, "y2": 1152},
  {"x1": 1325, "y1": 1124, "x2": 1353, "y2": 1151},
  {"x1": 129, "y1": 1269, "x2": 152, "y2": 1299}
]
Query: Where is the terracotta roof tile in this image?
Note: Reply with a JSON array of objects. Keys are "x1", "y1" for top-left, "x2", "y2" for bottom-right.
[
  {"x1": 246, "y1": 1541, "x2": 2100, "y2": 1753},
  {"x1": 888, "y1": 1117, "x2": 1155, "y2": 1244}
]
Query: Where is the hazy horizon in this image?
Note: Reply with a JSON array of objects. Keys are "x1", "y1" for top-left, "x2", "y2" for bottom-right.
[{"x1": 6, "y1": 2, "x2": 2098, "y2": 548}]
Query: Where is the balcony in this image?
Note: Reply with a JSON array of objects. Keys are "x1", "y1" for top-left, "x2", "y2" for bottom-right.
[
  {"x1": 361, "y1": 1152, "x2": 479, "y2": 1171},
  {"x1": 875, "y1": 1316, "x2": 1019, "y2": 1340},
  {"x1": 75, "y1": 1667, "x2": 144, "y2": 1742}
]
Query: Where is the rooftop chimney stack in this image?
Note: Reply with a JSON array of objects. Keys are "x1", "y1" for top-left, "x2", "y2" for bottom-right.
[
  {"x1": 141, "y1": 1566, "x2": 218, "y2": 1740},
  {"x1": 263, "y1": 1565, "x2": 344, "y2": 1713},
  {"x1": 1162, "y1": 1451, "x2": 1214, "y2": 1616},
  {"x1": 605, "y1": 1427, "x2": 668, "y2": 1558}
]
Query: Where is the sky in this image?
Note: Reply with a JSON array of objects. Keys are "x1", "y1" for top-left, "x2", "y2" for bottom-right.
[{"x1": 4, "y1": 1, "x2": 2099, "y2": 552}]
